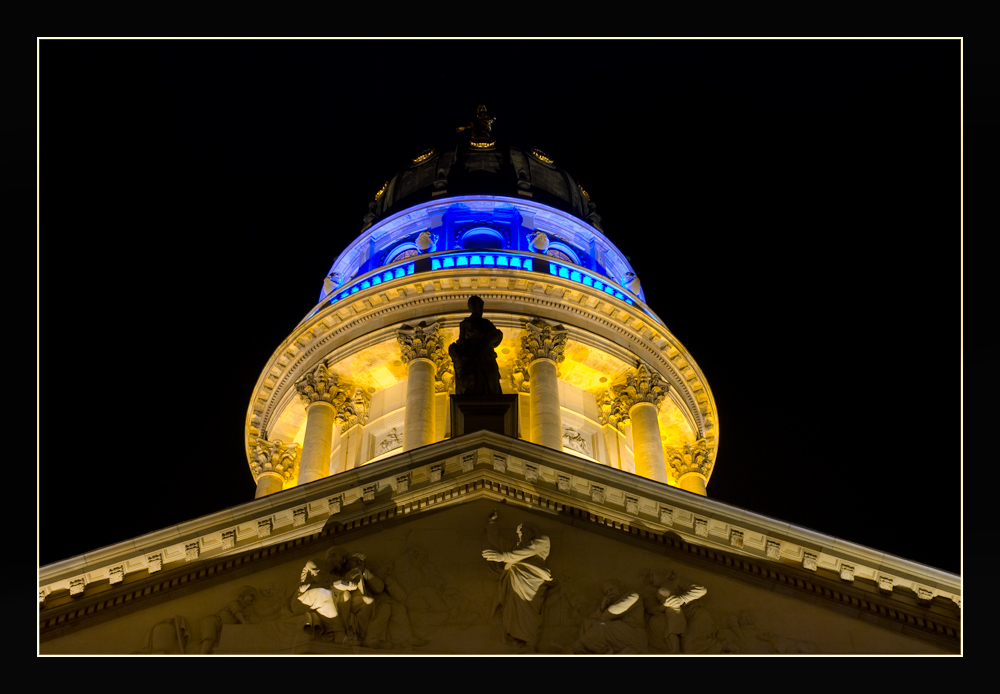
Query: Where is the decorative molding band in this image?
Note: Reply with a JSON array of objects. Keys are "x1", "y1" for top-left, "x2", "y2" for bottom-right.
[
  {"x1": 248, "y1": 278, "x2": 716, "y2": 458},
  {"x1": 43, "y1": 436, "x2": 958, "y2": 628},
  {"x1": 40, "y1": 471, "x2": 961, "y2": 650}
]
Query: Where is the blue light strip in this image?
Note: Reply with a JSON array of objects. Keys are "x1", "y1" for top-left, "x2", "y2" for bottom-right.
[
  {"x1": 548, "y1": 261, "x2": 633, "y2": 305},
  {"x1": 306, "y1": 251, "x2": 650, "y2": 323},
  {"x1": 431, "y1": 252, "x2": 533, "y2": 272}
]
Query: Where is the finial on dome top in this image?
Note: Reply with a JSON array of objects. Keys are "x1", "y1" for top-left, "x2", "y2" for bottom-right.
[{"x1": 456, "y1": 104, "x2": 497, "y2": 147}]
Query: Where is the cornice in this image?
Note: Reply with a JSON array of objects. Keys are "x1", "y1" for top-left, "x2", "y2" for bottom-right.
[{"x1": 42, "y1": 431, "x2": 959, "y2": 641}]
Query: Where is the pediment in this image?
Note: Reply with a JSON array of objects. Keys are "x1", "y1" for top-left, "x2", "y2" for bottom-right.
[{"x1": 40, "y1": 433, "x2": 960, "y2": 655}]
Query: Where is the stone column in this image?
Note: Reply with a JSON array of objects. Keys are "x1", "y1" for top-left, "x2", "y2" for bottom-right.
[
  {"x1": 294, "y1": 362, "x2": 348, "y2": 485},
  {"x1": 666, "y1": 439, "x2": 712, "y2": 497},
  {"x1": 249, "y1": 438, "x2": 300, "y2": 498},
  {"x1": 609, "y1": 363, "x2": 670, "y2": 484},
  {"x1": 398, "y1": 320, "x2": 446, "y2": 451},
  {"x1": 520, "y1": 318, "x2": 568, "y2": 451}
]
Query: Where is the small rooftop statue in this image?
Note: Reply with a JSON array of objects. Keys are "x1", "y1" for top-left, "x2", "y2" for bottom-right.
[
  {"x1": 456, "y1": 104, "x2": 497, "y2": 144},
  {"x1": 449, "y1": 295, "x2": 503, "y2": 395}
]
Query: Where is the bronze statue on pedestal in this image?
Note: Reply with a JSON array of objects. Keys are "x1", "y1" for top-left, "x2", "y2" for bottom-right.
[{"x1": 449, "y1": 295, "x2": 503, "y2": 395}]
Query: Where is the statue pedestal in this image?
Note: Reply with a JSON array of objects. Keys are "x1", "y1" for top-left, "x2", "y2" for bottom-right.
[{"x1": 450, "y1": 395, "x2": 518, "y2": 439}]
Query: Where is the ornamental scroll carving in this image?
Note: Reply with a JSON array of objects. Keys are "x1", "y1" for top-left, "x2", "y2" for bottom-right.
[
  {"x1": 295, "y1": 362, "x2": 346, "y2": 408},
  {"x1": 294, "y1": 363, "x2": 370, "y2": 433},
  {"x1": 250, "y1": 438, "x2": 300, "y2": 483},
  {"x1": 510, "y1": 355, "x2": 530, "y2": 393},
  {"x1": 520, "y1": 317, "x2": 568, "y2": 364},
  {"x1": 664, "y1": 438, "x2": 714, "y2": 484},
  {"x1": 397, "y1": 320, "x2": 453, "y2": 393},
  {"x1": 397, "y1": 320, "x2": 444, "y2": 364},
  {"x1": 600, "y1": 362, "x2": 669, "y2": 432},
  {"x1": 336, "y1": 388, "x2": 371, "y2": 433}
]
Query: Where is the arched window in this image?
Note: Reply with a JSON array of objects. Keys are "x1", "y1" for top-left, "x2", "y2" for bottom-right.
[
  {"x1": 546, "y1": 242, "x2": 581, "y2": 264},
  {"x1": 459, "y1": 226, "x2": 506, "y2": 250},
  {"x1": 386, "y1": 244, "x2": 420, "y2": 264}
]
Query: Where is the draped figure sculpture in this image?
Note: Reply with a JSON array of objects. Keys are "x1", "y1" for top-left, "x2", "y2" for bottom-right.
[
  {"x1": 481, "y1": 511, "x2": 553, "y2": 652},
  {"x1": 449, "y1": 295, "x2": 503, "y2": 395}
]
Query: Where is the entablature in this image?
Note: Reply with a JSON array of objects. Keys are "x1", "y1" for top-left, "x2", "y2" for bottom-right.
[{"x1": 41, "y1": 431, "x2": 960, "y2": 624}]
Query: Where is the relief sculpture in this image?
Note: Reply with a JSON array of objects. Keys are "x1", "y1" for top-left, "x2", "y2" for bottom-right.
[
  {"x1": 295, "y1": 549, "x2": 422, "y2": 650},
  {"x1": 481, "y1": 510, "x2": 554, "y2": 652},
  {"x1": 569, "y1": 579, "x2": 648, "y2": 654},
  {"x1": 198, "y1": 586, "x2": 256, "y2": 654},
  {"x1": 126, "y1": 508, "x2": 831, "y2": 655}
]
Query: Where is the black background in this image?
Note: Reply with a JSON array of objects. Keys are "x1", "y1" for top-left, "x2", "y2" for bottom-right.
[{"x1": 39, "y1": 39, "x2": 960, "y2": 575}]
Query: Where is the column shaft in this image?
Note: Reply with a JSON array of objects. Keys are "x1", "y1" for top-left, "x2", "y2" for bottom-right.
[
  {"x1": 528, "y1": 358, "x2": 562, "y2": 450},
  {"x1": 298, "y1": 400, "x2": 336, "y2": 484},
  {"x1": 254, "y1": 473, "x2": 284, "y2": 498},
  {"x1": 678, "y1": 473, "x2": 708, "y2": 496},
  {"x1": 630, "y1": 401, "x2": 668, "y2": 484},
  {"x1": 403, "y1": 358, "x2": 436, "y2": 451}
]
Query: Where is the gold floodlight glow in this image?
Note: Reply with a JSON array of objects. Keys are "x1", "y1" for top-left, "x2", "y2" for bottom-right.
[
  {"x1": 531, "y1": 149, "x2": 554, "y2": 164},
  {"x1": 412, "y1": 148, "x2": 435, "y2": 163}
]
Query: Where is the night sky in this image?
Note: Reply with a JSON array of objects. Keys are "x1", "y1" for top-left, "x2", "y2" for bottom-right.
[{"x1": 39, "y1": 39, "x2": 961, "y2": 575}]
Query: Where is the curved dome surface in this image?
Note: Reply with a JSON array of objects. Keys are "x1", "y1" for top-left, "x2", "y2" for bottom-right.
[{"x1": 362, "y1": 140, "x2": 604, "y2": 232}]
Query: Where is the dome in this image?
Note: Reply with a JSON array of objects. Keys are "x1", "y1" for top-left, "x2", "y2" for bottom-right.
[
  {"x1": 362, "y1": 140, "x2": 604, "y2": 233},
  {"x1": 248, "y1": 110, "x2": 719, "y2": 503}
]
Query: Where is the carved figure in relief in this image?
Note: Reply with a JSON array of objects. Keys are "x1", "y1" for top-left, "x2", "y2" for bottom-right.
[
  {"x1": 378, "y1": 428, "x2": 402, "y2": 454},
  {"x1": 482, "y1": 510, "x2": 554, "y2": 652},
  {"x1": 640, "y1": 570, "x2": 710, "y2": 654},
  {"x1": 562, "y1": 428, "x2": 590, "y2": 455},
  {"x1": 449, "y1": 295, "x2": 503, "y2": 395},
  {"x1": 386, "y1": 544, "x2": 483, "y2": 639},
  {"x1": 569, "y1": 579, "x2": 648, "y2": 654},
  {"x1": 135, "y1": 616, "x2": 191, "y2": 654},
  {"x1": 199, "y1": 586, "x2": 256, "y2": 654},
  {"x1": 296, "y1": 549, "x2": 352, "y2": 641},
  {"x1": 334, "y1": 553, "x2": 420, "y2": 649}
]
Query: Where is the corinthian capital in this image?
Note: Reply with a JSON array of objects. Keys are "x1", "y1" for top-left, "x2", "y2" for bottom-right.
[
  {"x1": 600, "y1": 362, "x2": 669, "y2": 431},
  {"x1": 665, "y1": 438, "x2": 714, "y2": 483},
  {"x1": 250, "y1": 438, "x2": 300, "y2": 482},
  {"x1": 294, "y1": 362, "x2": 348, "y2": 407},
  {"x1": 435, "y1": 354, "x2": 455, "y2": 393},
  {"x1": 336, "y1": 387, "x2": 371, "y2": 433},
  {"x1": 619, "y1": 362, "x2": 669, "y2": 408},
  {"x1": 397, "y1": 320, "x2": 445, "y2": 364},
  {"x1": 510, "y1": 355, "x2": 530, "y2": 393},
  {"x1": 520, "y1": 317, "x2": 568, "y2": 363},
  {"x1": 599, "y1": 388, "x2": 629, "y2": 432}
]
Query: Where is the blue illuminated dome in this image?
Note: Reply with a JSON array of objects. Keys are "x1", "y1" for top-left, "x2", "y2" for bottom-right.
[{"x1": 316, "y1": 141, "x2": 655, "y2": 324}]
